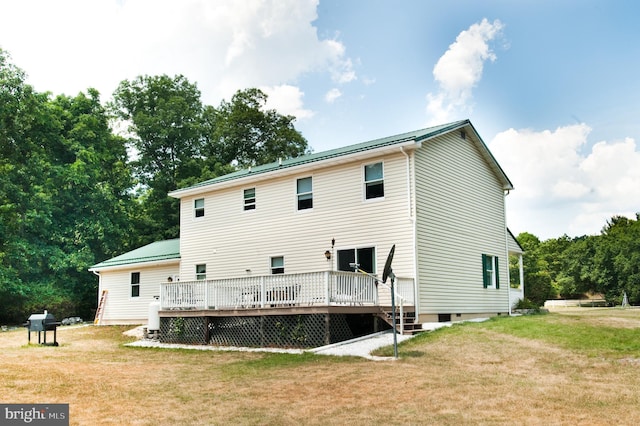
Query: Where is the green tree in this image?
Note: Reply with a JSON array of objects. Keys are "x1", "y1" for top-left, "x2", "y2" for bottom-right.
[
  {"x1": 557, "y1": 235, "x2": 598, "y2": 297},
  {"x1": 111, "y1": 74, "x2": 205, "y2": 243},
  {"x1": 593, "y1": 215, "x2": 640, "y2": 304},
  {"x1": 42, "y1": 90, "x2": 135, "y2": 317},
  {"x1": 1, "y1": 49, "x2": 55, "y2": 322},
  {"x1": 206, "y1": 88, "x2": 309, "y2": 168},
  {"x1": 1, "y1": 49, "x2": 135, "y2": 323},
  {"x1": 515, "y1": 232, "x2": 556, "y2": 306}
]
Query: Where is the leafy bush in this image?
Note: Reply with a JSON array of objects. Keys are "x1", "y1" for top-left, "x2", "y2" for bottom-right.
[
  {"x1": 524, "y1": 271, "x2": 555, "y2": 306},
  {"x1": 514, "y1": 298, "x2": 541, "y2": 311}
]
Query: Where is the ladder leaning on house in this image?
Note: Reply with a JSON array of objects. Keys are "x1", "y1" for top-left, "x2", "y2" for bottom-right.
[{"x1": 94, "y1": 290, "x2": 108, "y2": 325}]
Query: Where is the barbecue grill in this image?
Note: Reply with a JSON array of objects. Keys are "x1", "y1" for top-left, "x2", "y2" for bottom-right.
[{"x1": 26, "y1": 310, "x2": 60, "y2": 346}]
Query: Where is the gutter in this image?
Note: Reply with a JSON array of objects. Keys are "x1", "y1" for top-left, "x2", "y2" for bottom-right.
[
  {"x1": 504, "y1": 190, "x2": 512, "y2": 315},
  {"x1": 401, "y1": 145, "x2": 421, "y2": 319}
]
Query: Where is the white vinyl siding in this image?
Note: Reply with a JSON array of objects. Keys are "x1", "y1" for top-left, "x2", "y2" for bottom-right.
[
  {"x1": 177, "y1": 152, "x2": 415, "y2": 281},
  {"x1": 414, "y1": 130, "x2": 509, "y2": 315},
  {"x1": 96, "y1": 262, "x2": 180, "y2": 325}
]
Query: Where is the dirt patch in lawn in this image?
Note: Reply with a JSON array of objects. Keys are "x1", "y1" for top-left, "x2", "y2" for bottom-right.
[{"x1": 2, "y1": 311, "x2": 640, "y2": 425}]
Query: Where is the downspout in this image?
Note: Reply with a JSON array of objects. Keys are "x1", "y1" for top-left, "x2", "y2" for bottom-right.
[
  {"x1": 92, "y1": 270, "x2": 101, "y2": 290},
  {"x1": 504, "y1": 190, "x2": 512, "y2": 315},
  {"x1": 91, "y1": 269, "x2": 102, "y2": 313},
  {"x1": 401, "y1": 145, "x2": 420, "y2": 318}
]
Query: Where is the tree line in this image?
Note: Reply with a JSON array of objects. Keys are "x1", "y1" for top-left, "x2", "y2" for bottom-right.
[
  {"x1": 2, "y1": 47, "x2": 639, "y2": 325},
  {"x1": 0, "y1": 49, "x2": 308, "y2": 324},
  {"x1": 514, "y1": 214, "x2": 640, "y2": 307}
]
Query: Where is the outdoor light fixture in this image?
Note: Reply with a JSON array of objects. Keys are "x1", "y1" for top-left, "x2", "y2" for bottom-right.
[{"x1": 324, "y1": 250, "x2": 331, "y2": 260}]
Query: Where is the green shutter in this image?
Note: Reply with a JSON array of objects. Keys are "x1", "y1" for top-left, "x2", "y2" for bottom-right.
[
  {"x1": 495, "y1": 257, "x2": 500, "y2": 289},
  {"x1": 482, "y1": 254, "x2": 489, "y2": 288}
]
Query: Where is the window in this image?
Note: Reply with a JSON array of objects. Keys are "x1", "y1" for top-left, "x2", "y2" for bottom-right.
[
  {"x1": 296, "y1": 177, "x2": 313, "y2": 210},
  {"x1": 482, "y1": 254, "x2": 500, "y2": 289},
  {"x1": 194, "y1": 198, "x2": 205, "y2": 218},
  {"x1": 337, "y1": 247, "x2": 375, "y2": 274},
  {"x1": 244, "y1": 188, "x2": 256, "y2": 211},
  {"x1": 364, "y1": 162, "x2": 384, "y2": 199},
  {"x1": 196, "y1": 264, "x2": 206, "y2": 280},
  {"x1": 131, "y1": 272, "x2": 140, "y2": 298},
  {"x1": 271, "y1": 256, "x2": 284, "y2": 274}
]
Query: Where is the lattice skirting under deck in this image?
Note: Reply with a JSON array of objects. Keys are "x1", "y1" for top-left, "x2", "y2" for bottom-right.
[{"x1": 159, "y1": 314, "x2": 388, "y2": 348}]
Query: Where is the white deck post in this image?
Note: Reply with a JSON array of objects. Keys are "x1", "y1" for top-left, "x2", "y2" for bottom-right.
[{"x1": 324, "y1": 271, "x2": 330, "y2": 304}]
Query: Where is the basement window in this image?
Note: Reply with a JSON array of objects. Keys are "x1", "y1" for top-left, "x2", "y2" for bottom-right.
[{"x1": 438, "y1": 313, "x2": 451, "y2": 322}]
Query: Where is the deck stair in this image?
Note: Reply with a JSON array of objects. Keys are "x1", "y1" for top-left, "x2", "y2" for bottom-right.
[{"x1": 378, "y1": 308, "x2": 423, "y2": 335}]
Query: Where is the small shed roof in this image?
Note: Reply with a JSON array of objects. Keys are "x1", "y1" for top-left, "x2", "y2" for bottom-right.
[
  {"x1": 89, "y1": 239, "x2": 180, "y2": 271},
  {"x1": 507, "y1": 229, "x2": 525, "y2": 254}
]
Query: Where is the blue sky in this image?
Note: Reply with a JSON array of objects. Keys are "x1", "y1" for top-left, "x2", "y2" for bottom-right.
[{"x1": 1, "y1": 0, "x2": 639, "y2": 239}]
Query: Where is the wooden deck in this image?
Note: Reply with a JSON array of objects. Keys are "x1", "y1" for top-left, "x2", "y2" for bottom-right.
[
  {"x1": 157, "y1": 271, "x2": 418, "y2": 345},
  {"x1": 159, "y1": 304, "x2": 413, "y2": 318},
  {"x1": 159, "y1": 270, "x2": 415, "y2": 313}
]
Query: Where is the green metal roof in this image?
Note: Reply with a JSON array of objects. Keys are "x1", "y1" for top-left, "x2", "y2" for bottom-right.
[
  {"x1": 171, "y1": 120, "x2": 470, "y2": 195},
  {"x1": 89, "y1": 239, "x2": 180, "y2": 270}
]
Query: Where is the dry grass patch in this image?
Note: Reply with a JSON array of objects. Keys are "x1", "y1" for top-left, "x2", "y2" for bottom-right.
[{"x1": 2, "y1": 310, "x2": 640, "y2": 425}]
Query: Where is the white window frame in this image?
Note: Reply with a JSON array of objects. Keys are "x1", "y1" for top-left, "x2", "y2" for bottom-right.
[
  {"x1": 243, "y1": 188, "x2": 256, "y2": 211},
  {"x1": 296, "y1": 176, "x2": 313, "y2": 211},
  {"x1": 131, "y1": 272, "x2": 140, "y2": 298},
  {"x1": 196, "y1": 264, "x2": 206, "y2": 280},
  {"x1": 364, "y1": 161, "x2": 384, "y2": 201},
  {"x1": 482, "y1": 254, "x2": 499, "y2": 289},
  {"x1": 194, "y1": 198, "x2": 205, "y2": 218},
  {"x1": 270, "y1": 256, "x2": 285, "y2": 274}
]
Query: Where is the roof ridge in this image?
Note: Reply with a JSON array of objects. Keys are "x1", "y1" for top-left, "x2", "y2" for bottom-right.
[{"x1": 172, "y1": 119, "x2": 470, "y2": 193}]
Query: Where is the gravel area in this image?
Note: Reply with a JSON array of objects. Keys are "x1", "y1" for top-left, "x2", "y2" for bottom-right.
[
  {"x1": 127, "y1": 338, "x2": 305, "y2": 354},
  {"x1": 126, "y1": 330, "x2": 409, "y2": 360},
  {"x1": 125, "y1": 319, "x2": 489, "y2": 360},
  {"x1": 308, "y1": 330, "x2": 414, "y2": 360}
]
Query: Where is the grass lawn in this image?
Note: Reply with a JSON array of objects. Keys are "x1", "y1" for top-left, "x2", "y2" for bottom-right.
[{"x1": 2, "y1": 307, "x2": 640, "y2": 425}]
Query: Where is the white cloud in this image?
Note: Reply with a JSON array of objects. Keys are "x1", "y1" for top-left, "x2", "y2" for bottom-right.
[
  {"x1": 491, "y1": 124, "x2": 590, "y2": 200},
  {"x1": 426, "y1": 18, "x2": 504, "y2": 124},
  {"x1": 489, "y1": 125, "x2": 640, "y2": 238},
  {"x1": 0, "y1": 0, "x2": 355, "y2": 109},
  {"x1": 261, "y1": 85, "x2": 314, "y2": 119},
  {"x1": 324, "y1": 88, "x2": 342, "y2": 103}
]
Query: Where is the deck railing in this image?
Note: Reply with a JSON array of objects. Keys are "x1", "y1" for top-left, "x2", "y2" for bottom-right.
[{"x1": 160, "y1": 271, "x2": 414, "y2": 311}]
